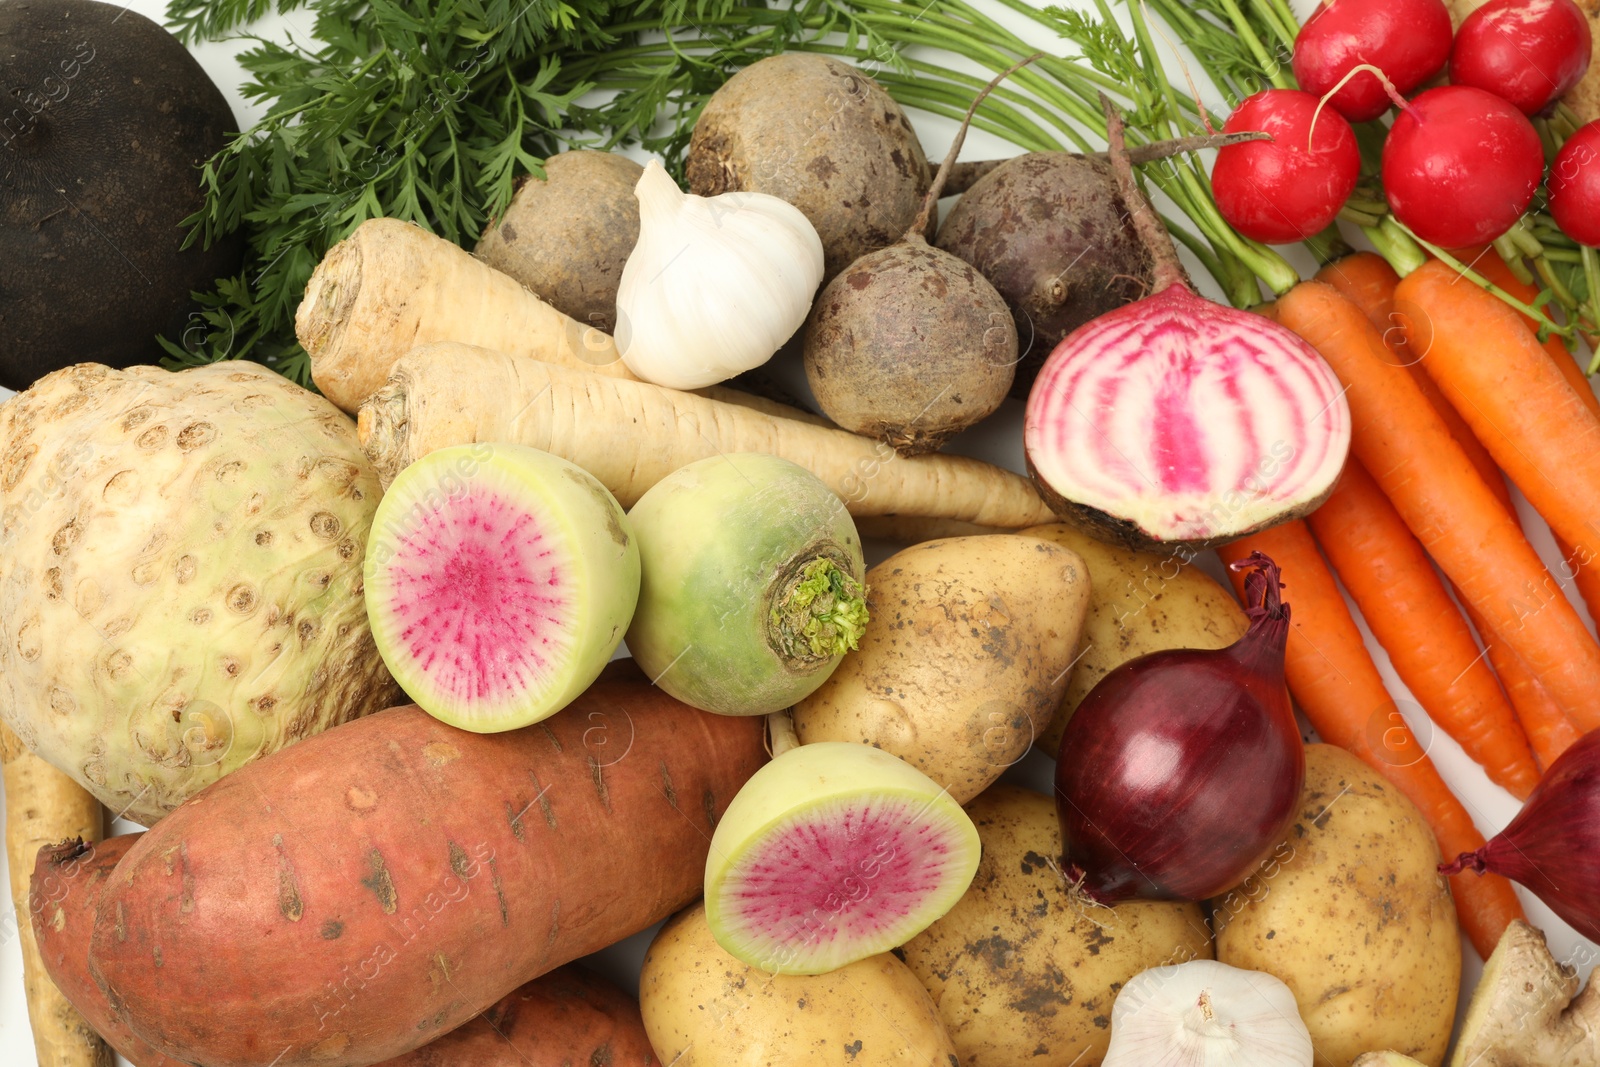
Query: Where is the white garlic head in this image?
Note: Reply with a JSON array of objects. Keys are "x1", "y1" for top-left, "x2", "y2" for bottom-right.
[{"x1": 615, "y1": 159, "x2": 824, "y2": 390}]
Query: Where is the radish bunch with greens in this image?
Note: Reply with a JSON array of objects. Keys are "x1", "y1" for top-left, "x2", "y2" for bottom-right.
[{"x1": 1022, "y1": 102, "x2": 1351, "y2": 550}]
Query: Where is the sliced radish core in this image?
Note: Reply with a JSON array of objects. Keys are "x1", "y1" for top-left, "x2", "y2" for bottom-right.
[
  {"x1": 380, "y1": 484, "x2": 572, "y2": 705},
  {"x1": 705, "y1": 742, "x2": 980, "y2": 975},
  {"x1": 365, "y1": 444, "x2": 640, "y2": 732},
  {"x1": 1023, "y1": 285, "x2": 1351, "y2": 548}
]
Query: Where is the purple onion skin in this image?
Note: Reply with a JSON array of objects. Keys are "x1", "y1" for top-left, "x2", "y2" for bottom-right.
[
  {"x1": 1054, "y1": 558, "x2": 1304, "y2": 903},
  {"x1": 1444, "y1": 728, "x2": 1600, "y2": 943}
]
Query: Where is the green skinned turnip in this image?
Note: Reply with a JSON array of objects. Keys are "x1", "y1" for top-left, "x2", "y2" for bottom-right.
[
  {"x1": 0, "y1": 363, "x2": 399, "y2": 825},
  {"x1": 624, "y1": 453, "x2": 867, "y2": 716}
]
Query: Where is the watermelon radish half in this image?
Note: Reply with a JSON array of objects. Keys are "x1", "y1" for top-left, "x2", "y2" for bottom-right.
[
  {"x1": 705, "y1": 741, "x2": 980, "y2": 975},
  {"x1": 364, "y1": 443, "x2": 640, "y2": 732}
]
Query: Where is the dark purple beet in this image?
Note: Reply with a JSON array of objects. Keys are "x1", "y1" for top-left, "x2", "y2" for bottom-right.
[
  {"x1": 801, "y1": 60, "x2": 1028, "y2": 456},
  {"x1": 937, "y1": 152, "x2": 1151, "y2": 399},
  {"x1": 1054, "y1": 552, "x2": 1305, "y2": 902}
]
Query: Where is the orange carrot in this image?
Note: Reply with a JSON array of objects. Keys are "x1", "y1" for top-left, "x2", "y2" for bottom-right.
[
  {"x1": 1395, "y1": 261, "x2": 1600, "y2": 607},
  {"x1": 1217, "y1": 523, "x2": 1526, "y2": 959},
  {"x1": 1305, "y1": 460, "x2": 1540, "y2": 798},
  {"x1": 1462, "y1": 248, "x2": 1600, "y2": 623},
  {"x1": 1316, "y1": 255, "x2": 1583, "y2": 769},
  {"x1": 1276, "y1": 280, "x2": 1600, "y2": 732},
  {"x1": 1316, "y1": 254, "x2": 1504, "y2": 492}
]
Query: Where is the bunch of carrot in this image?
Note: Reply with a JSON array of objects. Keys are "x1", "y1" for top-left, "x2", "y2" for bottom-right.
[{"x1": 1219, "y1": 249, "x2": 1600, "y2": 960}]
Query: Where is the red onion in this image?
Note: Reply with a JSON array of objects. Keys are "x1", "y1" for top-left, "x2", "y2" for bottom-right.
[
  {"x1": 1054, "y1": 552, "x2": 1306, "y2": 902},
  {"x1": 1023, "y1": 103, "x2": 1350, "y2": 552},
  {"x1": 1441, "y1": 729, "x2": 1600, "y2": 942}
]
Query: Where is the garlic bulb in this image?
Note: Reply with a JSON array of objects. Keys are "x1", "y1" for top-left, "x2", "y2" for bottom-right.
[
  {"x1": 1103, "y1": 959, "x2": 1313, "y2": 1067},
  {"x1": 615, "y1": 159, "x2": 824, "y2": 390}
]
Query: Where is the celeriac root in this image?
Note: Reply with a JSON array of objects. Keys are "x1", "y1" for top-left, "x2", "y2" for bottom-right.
[
  {"x1": 0, "y1": 724, "x2": 108, "y2": 1067},
  {"x1": 356, "y1": 342, "x2": 1056, "y2": 528}
]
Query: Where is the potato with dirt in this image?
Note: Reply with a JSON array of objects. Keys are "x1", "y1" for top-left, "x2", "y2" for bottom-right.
[
  {"x1": 793, "y1": 535, "x2": 1091, "y2": 803},
  {"x1": 899, "y1": 784, "x2": 1213, "y2": 1066},
  {"x1": 640, "y1": 901, "x2": 958, "y2": 1066},
  {"x1": 1213, "y1": 744, "x2": 1461, "y2": 1067},
  {"x1": 1021, "y1": 523, "x2": 1248, "y2": 757}
]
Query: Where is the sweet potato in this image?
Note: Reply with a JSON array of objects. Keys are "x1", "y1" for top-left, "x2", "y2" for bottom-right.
[
  {"x1": 37, "y1": 836, "x2": 658, "y2": 1067},
  {"x1": 33, "y1": 834, "x2": 178, "y2": 1067},
  {"x1": 384, "y1": 965, "x2": 659, "y2": 1067},
  {"x1": 87, "y1": 669, "x2": 767, "y2": 1067}
]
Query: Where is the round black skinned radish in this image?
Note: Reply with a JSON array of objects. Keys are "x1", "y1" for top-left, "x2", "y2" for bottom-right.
[
  {"x1": 0, "y1": 0, "x2": 244, "y2": 391},
  {"x1": 686, "y1": 54, "x2": 930, "y2": 282},
  {"x1": 936, "y1": 152, "x2": 1151, "y2": 398},
  {"x1": 802, "y1": 60, "x2": 1036, "y2": 457}
]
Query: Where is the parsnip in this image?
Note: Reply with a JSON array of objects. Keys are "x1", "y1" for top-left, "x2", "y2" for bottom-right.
[
  {"x1": 0, "y1": 724, "x2": 108, "y2": 1067},
  {"x1": 357, "y1": 342, "x2": 1056, "y2": 528},
  {"x1": 296, "y1": 218, "x2": 638, "y2": 412}
]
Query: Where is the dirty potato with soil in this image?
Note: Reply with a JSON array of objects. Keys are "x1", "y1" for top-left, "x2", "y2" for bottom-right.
[
  {"x1": 640, "y1": 901, "x2": 959, "y2": 1066},
  {"x1": 1213, "y1": 744, "x2": 1462, "y2": 1067},
  {"x1": 793, "y1": 535, "x2": 1090, "y2": 804},
  {"x1": 1021, "y1": 523, "x2": 1248, "y2": 757},
  {"x1": 899, "y1": 784, "x2": 1214, "y2": 1066}
]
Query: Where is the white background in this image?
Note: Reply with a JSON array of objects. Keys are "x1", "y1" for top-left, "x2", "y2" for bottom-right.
[{"x1": 2, "y1": 0, "x2": 1596, "y2": 1062}]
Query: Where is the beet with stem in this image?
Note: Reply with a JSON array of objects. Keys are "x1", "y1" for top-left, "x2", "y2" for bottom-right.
[
  {"x1": 936, "y1": 153, "x2": 1150, "y2": 398},
  {"x1": 1022, "y1": 98, "x2": 1350, "y2": 550},
  {"x1": 802, "y1": 61, "x2": 1035, "y2": 457}
]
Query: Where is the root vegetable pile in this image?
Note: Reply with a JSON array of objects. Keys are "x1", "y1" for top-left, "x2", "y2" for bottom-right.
[{"x1": 14, "y1": 4, "x2": 1600, "y2": 1067}]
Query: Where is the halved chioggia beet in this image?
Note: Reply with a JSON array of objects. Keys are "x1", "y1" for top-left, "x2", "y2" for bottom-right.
[
  {"x1": 364, "y1": 443, "x2": 640, "y2": 732},
  {"x1": 704, "y1": 740, "x2": 980, "y2": 975},
  {"x1": 1022, "y1": 103, "x2": 1351, "y2": 551}
]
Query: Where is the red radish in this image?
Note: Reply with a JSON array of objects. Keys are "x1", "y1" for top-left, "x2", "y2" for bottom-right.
[
  {"x1": 1023, "y1": 104, "x2": 1351, "y2": 551},
  {"x1": 1441, "y1": 727, "x2": 1600, "y2": 943},
  {"x1": 1383, "y1": 86, "x2": 1545, "y2": 247},
  {"x1": 1054, "y1": 553, "x2": 1305, "y2": 902},
  {"x1": 1212, "y1": 89, "x2": 1361, "y2": 244},
  {"x1": 1292, "y1": 0, "x2": 1454, "y2": 122},
  {"x1": 1549, "y1": 121, "x2": 1600, "y2": 247},
  {"x1": 1451, "y1": 0, "x2": 1592, "y2": 117}
]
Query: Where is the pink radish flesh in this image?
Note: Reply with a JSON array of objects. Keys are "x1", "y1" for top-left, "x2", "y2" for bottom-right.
[
  {"x1": 1382, "y1": 86, "x2": 1545, "y2": 247},
  {"x1": 1550, "y1": 121, "x2": 1600, "y2": 247},
  {"x1": 1450, "y1": 0, "x2": 1592, "y2": 117},
  {"x1": 1212, "y1": 89, "x2": 1361, "y2": 244},
  {"x1": 719, "y1": 797, "x2": 971, "y2": 954},
  {"x1": 384, "y1": 485, "x2": 570, "y2": 703},
  {"x1": 1292, "y1": 0, "x2": 1453, "y2": 122},
  {"x1": 1023, "y1": 102, "x2": 1350, "y2": 550}
]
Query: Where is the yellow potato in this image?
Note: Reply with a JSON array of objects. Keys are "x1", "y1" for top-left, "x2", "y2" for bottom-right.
[
  {"x1": 1213, "y1": 744, "x2": 1461, "y2": 1067},
  {"x1": 900, "y1": 784, "x2": 1213, "y2": 1066},
  {"x1": 1020, "y1": 523, "x2": 1248, "y2": 757},
  {"x1": 640, "y1": 902, "x2": 958, "y2": 1066},
  {"x1": 794, "y1": 535, "x2": 1090, "y2": 803}
]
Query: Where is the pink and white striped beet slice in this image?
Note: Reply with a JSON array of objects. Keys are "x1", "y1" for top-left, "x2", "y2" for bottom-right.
[{"x1": 1023, "y1": 285, "x2": 1350, "y2": 547}]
